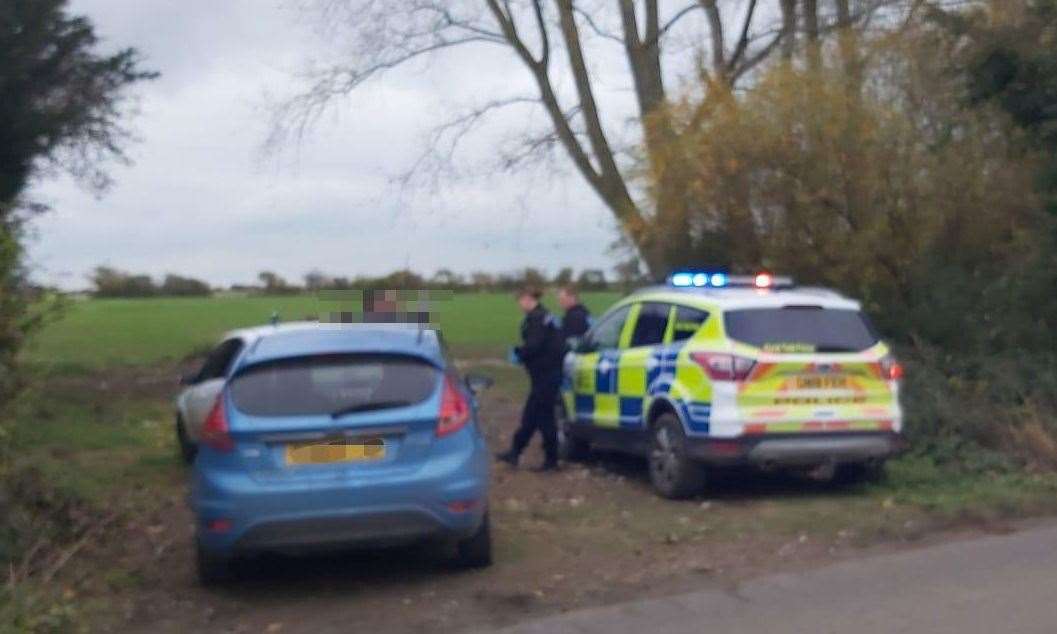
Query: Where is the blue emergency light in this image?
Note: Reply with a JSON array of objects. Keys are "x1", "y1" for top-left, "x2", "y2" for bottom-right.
[{"x1": 668, "y1": 270, "x2": 793, "y2": 290}]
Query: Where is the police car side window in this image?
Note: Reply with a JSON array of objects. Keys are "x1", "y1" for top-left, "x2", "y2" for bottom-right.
[
  {"x1": 587, "y1": 305, "x2": 631, "y2": 351},
  {"x1": 671, "y1": 306, "x2": 709, "y2": 342},
  {"x1": 630, "y1": 303, "x2": 670, "y2": 348}
]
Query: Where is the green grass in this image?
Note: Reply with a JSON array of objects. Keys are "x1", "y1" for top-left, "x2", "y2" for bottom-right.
[
  {"x1": 26, "y1": 292, "x2": 620, "y2": 370},
  {"x1": 4, "y1": 387, "x2": 176, "y2": 504}
]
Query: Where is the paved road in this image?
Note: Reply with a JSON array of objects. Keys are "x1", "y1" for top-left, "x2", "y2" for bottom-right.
[{"x1": 496, "y1": 522, "x2": 1057, "y2": 634}]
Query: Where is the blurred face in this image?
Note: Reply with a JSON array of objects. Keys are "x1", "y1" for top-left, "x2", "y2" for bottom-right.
[
  {"x1": 558, "y1": 289, "x2": 577, "y2": 310},
  {"x1": 517, "y1": 294, "x2": 538, "y2": 313}
]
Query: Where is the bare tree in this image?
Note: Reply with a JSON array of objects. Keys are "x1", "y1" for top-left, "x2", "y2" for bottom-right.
[{"x1": 273, "y1": 1, "x2": 905, "y2": 275}]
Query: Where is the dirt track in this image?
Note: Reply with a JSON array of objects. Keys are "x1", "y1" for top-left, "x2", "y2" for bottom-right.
[{"x1": 66, "y1": 367, "x2": 1028, "y2": 633}]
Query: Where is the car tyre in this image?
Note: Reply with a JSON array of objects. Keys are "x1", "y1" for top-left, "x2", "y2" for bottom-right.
[
  {"x1": 176, "y1": 416, "x2": 197, "y2": 465},
  {"x1": 454, "y1": 511, "x2": 493, "y2": 569},
  {"x1": 556, "y1": 402, "x2": 590, "y2": 462},
  {"x1": 196, "y1": 541, "x2": 235, "y2": 585},
  {"x1": 648, "y1": 413, "x2": 706, "y2": 499}
]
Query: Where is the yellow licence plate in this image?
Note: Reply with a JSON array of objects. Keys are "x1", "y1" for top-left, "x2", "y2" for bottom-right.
[
  {"x1": 285, "y1": 439, "x2": 385, "y2": 465},
  {"x1": 795, "y1": 376, "x2": 849, "y2": 390}
]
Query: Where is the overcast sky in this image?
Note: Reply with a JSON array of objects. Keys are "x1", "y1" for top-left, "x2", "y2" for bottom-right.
[{"x1": 26, "y1": 0, "x2": 633, "y2": 290}]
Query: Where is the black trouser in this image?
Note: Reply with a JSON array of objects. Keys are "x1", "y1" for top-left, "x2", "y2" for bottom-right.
[{"x1": 510, "y1": 370, "x2": 562, "y2": 463}]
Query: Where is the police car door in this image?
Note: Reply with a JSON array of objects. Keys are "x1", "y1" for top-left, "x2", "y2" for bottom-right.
[
  {"x1": 571, "y1": 305, "x2": 631, "y2": 428},
  {"x1": 618, "y1": 303, "x2": 672, "y2": 430}
]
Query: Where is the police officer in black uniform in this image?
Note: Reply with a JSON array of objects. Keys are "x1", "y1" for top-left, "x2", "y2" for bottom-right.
[
  {"x1": 557, "y1": 285, "x2": 591, "y2": 341},
  {"x1": 496, "y1": 287, "x2": 566, "y2": 472}
]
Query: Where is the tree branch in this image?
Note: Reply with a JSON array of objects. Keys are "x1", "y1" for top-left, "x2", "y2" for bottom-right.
[
  {"x1": 573, "y1": 5, "x2": 625, "y2": 43},
  {"x1": 726, "y1": 0, "x2": 760, "y2": 75},
  {"x1": 556, "y1": 0, "x2": 638, "y2": 222}
]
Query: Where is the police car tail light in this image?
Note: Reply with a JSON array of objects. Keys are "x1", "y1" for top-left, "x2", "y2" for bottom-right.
[
  {"x1": 691, "y1": 352, "x2": 756, "y2": 382},
  {"x1": 879, "y1": 356, "x2": 905, "y2": 381},
  {"x1": 201, "y1": 394, "x2": 234, "y2": 452},
  {"x1": 437, "y1": 375, "x2": 471, "y2": 437}
]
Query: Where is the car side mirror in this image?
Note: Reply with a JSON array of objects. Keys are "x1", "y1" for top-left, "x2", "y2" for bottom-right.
[
  {"x1": 179, "y1": 372, "x2": 199, "y2": 386},
  {"x1": 464, "y1": 373, "x2": 494, "y2": 394}
]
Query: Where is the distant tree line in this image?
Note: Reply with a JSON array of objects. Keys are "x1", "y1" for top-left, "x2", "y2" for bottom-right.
[
  {"x1": 89, "y1": 267, "x2": 212, "y2": 298},
  {"x1": 299, "y1": 266, "x2": 621, "y2": 294},
  {"x1": 86, "y1": 265, "x2": 643, "y2": 298}
]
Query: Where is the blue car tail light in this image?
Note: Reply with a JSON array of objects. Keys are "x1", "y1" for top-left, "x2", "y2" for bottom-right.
[{"x1": 436, "y1": 376, "x2": 470, "y2": 437}]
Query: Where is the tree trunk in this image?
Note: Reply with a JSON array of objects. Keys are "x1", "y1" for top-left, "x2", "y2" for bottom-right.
[
  {"x1": 834, "y1": 0, "x2": 862, "y2": 92},
  {"x1": 618, "y1": 0, "x2": 692, "y2": 277},
  {"x1": 804, "y1": 0, "x2": 821, "y2": 71},
  {"x1": 780, "y1": 0, "x2": 798, "y2": 61}
]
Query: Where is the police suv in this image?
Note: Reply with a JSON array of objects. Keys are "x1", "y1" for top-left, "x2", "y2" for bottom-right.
[{"x1": 559, "y1": 272, "x2": 906, "y2": 499}]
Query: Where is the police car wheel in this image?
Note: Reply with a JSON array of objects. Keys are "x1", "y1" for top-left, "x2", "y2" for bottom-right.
[
  {"x1": 556, "y1": 403, "x2": 590, "y2": 462},
  {"x1": 649, "y1": 413, "x2": 706, "y2": 499}
]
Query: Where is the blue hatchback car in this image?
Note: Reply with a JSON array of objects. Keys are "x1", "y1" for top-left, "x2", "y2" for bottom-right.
[{"x1": 189, "y1": 323, "x2": 493, "y2": 584}]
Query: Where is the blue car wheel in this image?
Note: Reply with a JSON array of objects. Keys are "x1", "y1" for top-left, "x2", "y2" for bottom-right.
[
  {"x1": 454, "y1": 511, "x2": 492, "y2": 568},
  {"x1": 196, "y1": 540, "x2": 235, "y2": 585}
]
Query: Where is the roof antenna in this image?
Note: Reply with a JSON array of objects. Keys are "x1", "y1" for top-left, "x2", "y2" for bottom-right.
[{"x1": 270, "y1": 310, "x2": 280, "y2": 326}]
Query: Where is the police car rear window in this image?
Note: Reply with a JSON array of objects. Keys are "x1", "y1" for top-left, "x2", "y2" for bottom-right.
[
  {"x1": 230, "y1": 354, "x2": 439, "y2": 417},
  {"x1": 724, "y1": 308, "x2": 878, "y2": 353}
]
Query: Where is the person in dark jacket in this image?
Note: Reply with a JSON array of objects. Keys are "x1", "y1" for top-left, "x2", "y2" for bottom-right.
[
  {"x1": 496, "y1": 287, "x2": 566, "y2": 471},
  {"x1": 557, "y1": 285, "x2": 591, "y2": 341}
]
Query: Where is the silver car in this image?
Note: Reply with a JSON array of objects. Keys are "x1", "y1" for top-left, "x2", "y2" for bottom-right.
[{"x1": 175, "y1": 323, "x2": 311, "y2": 463}]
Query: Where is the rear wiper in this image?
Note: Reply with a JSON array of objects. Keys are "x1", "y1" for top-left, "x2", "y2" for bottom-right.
[{"x1": 330, "y1": 400, "x2": 411, "y2": 418}]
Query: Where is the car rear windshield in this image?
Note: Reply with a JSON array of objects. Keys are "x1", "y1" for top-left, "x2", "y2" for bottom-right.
[
  {"x1": 230, "y1": 354, "x2": 440, "y2": 417},
  {"x1": 724, "y1": 307, "x2": 879, "y2": 353}
]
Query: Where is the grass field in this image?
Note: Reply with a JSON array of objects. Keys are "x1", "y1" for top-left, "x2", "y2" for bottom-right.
[{"x1": 26, "y1": 291, "x2": 621, "y2": 370}]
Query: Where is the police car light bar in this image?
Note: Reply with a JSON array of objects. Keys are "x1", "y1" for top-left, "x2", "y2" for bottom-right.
[{"x1": 669, "y1": 271, "x2": 794, "y2": 290}]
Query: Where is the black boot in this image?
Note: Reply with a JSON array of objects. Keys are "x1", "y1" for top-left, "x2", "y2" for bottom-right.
[{"x1": 495, "y1": 450, "x2": 519, "y2": 467}]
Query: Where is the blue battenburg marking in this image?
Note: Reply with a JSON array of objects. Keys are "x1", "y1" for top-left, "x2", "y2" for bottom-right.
[
  {"x1": 647, "y1": 343, "x2": 684, "y2": 395},
  {"x1": 619, "y1": 397, "x2": 643, "y2": 428},
  {"x1": 574, "y1": 394, "x2": 594, "y2": 423},
  {"x1": 683, "y1": 401, "x2": 712, "y2": 433}
]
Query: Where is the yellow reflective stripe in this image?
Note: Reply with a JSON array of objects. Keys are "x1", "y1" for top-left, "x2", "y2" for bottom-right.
[
  {"x1": 574, "y1": 352, "x2": 598, "y2": 394},
  {"x1": 594, "y1": 394, "x2": 620, "y2": 428},
  {"x1": 618, "y1": 304, "x2": 640, "y2": 349},
  {"x1": 617, "y1": 348, "x2": 648, "y2": 397},
  {"x1": 745, "y1": 420, "x2": 893, "y2": 434},
  {"x1": 698, "y1": 311, "x2": 723, "y2": 340},
  {"x1": 662, "y1": 305, "x2": 677, "y2": 344}
]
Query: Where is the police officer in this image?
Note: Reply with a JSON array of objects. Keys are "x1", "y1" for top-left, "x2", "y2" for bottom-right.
[
  {"x1": 557, "y1": 285, "x2": 591, "y2": 341},
  {"x1": 496, "y1": 286, "x2": 566, "y2": 472}
]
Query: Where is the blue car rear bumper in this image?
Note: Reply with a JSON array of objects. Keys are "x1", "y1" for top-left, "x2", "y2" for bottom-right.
[{"x1": 192, "y1": 434, "x2": 488, "y2": 554}]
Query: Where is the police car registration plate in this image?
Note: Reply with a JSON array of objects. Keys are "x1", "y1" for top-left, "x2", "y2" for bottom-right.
[{"x1": 795, "y1": 376, "x2": 849, "y2": 390}]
